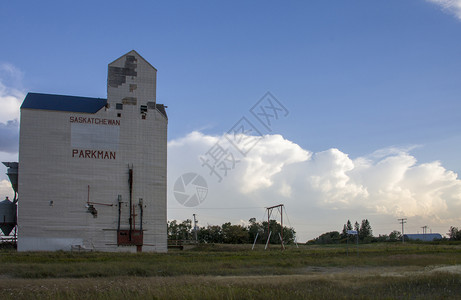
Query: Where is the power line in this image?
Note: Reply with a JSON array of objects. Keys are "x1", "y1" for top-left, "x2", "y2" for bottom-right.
[
  {"x1": 398, "y1": 218, "x2": 407, "y2": 243},
  {"x1": 169, "y1": 206, "x2": 265, "y2": 210}
]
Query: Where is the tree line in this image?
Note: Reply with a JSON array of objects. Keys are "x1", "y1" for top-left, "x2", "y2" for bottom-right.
[
  {"x1": 167, "y1": 218, "x2": 296, "y2": 245},
  {"x1": 448, "y1": 226, "x2": 461, "y2": 240},
  {"x1": 308, "y1": 219, "x2": 403, "y2": 245},
  {"x1": 168, "y1": 219, "x2": 461, "y2": 245},
  {"x1": 312, "y1": 222, "x2": 461, "y2": 244}
]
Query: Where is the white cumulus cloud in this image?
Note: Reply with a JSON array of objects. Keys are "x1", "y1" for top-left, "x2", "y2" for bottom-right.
[
  {"x1": 0, "y1": 63, "x2": 25, "y2": 124},
  {"x1": 167, "y1": 132, "x2": 461, "y2": 241},
  {"x1": 0, "y1": 179, "x2": 14, "y2": 200},
  {"x1": 346, "y1": 151, "x2": 461, "y2": 218},
  {"x1": 0, "y1": 64, "x2": 24, "y2": 154},
  {"x1": 234, "y1": 134, "x2": 310, "y2": 193},
  {"x1": 427, "y1": 0, "x2": 461, "y2": 20},
  {"x1": 308, "y1": 149, "x2": 368, "y2": 205}
]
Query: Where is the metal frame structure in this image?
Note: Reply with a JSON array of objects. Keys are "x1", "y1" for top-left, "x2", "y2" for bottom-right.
[{"x1": 265, "y1": 204, "x2": 285, "y2": 250}]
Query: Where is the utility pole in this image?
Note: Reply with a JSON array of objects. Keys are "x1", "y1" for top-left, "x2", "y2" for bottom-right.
[
  {"x1": 421, "y1": 225, "x2": 427, "y2": 235},
  {"x1": 398, "y1": 218, "x2": 407, "y2": 243},
  {"x1": 193, "y1": 214, "x2": 198, "y2": 244}
]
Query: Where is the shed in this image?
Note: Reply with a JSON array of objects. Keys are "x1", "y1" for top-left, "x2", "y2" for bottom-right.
[{"x1": 403, "y1": 233, "x2": 442, "y2": 242}]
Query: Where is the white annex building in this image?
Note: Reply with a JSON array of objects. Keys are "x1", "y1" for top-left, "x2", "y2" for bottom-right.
[{"x1": 17, "y1": 50, "x2": 167, "y2": 252}]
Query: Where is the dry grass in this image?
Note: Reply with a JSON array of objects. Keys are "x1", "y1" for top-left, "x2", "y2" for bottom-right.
[
  {"x1": 1, "y1": 243, "x2": 461, "y2": 299},
  {"x1": 1, "y1": 272, "x2": 460, "y2": 299}
]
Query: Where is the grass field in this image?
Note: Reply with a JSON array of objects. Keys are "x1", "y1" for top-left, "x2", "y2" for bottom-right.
[{"x1": 1, "y1": 243, "x2": 461, "y2": 299}]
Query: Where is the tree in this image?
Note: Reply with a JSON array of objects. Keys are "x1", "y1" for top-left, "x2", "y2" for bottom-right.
[
  {"x1": 260, "y1": 219, "x2": 294, "y2": 244},
  {"x1": 222, "y1": 222, "x2": 249, "y2": 244},
  {"x1": 248, "y1": 218, "x2": 264, "y2": 243},
  {"x1": 448, "y1": 226, "x2": 461, "y2": 240},
  {"x1": 341, "y1": 224, "x2": 348, "y2": 239},
  {"x1": 341, "y1": 220, "x2": 353, "y2": 239},
  {"x1": 282, "y1": 225, "x2": 296, "y2": 244},
  {"x1": 168, "y1": 219, "x2": 193, "y2": 241},
  {"x1": 389, "y1": 230, "x2": 401, "y2": 242},
  {"x1": 376, "y1": 234, "x2": 389, "y2": 242},
  {"x1": 167, "y1": 220, "x2": 179, "y2": 240},
  {"x1": 197, "y1": 225, "x2": 223, "y2": 243},
  {"x1": 262, "y1": 220, "x2": 279, "y2": 244},
  {"x1": 312, "y1": 231, "x2": 341, "y2": 244},
  {"x1": 354, "y1": 221, "x2": 360, "y2": 232},
  {"x1": 359, "y1": 219, "x2": 372, "y2": 242},
  {"x1": 178, "y1": 219, "x2": 192, "y2": 240},
  {"x1": 168, "y1": 218, "x2": 295, "y2": 245},
  {"x1": 347, "y1": 220, "x2": 353, "y2": 231}
]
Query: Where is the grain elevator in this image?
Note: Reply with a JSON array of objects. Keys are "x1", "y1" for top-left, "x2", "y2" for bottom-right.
[{"x1": 16, "y1": 50, "x2": 167, "y2": 252}]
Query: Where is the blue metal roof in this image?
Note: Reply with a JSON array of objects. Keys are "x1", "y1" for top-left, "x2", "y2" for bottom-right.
[
  {"x1": 21, "y1": 93, "x2": 107, "y2": 113},
  {"x1": 404, "y1": 234, "x2": 442, "y2": 242}
]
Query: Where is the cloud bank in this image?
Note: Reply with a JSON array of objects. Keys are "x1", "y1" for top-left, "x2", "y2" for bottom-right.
[
  {"x1": 427, "y1": 0, "x2": 461, "y2": 20},
  {"x1": 0, "y1": 64, "x2": 23, "y2": 199},
  {"x1": 0, "y1": 63, "x2": 24, "y2": 123},
  {"x1": 0, "y1": 63, "x2": 24, "y2": 154},
  {"x1": 168, "y1": 132, "x2": 461, "y2": 240}
]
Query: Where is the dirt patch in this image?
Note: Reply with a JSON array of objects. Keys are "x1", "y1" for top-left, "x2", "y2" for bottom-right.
[
  {"x1": 430, "y1": 265, "x2": 461, "y2": 274},
  {"x1": 301, "y1": 265, "x2": 423, "y2": 277}
]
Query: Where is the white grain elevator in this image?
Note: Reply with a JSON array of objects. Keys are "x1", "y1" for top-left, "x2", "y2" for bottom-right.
[{"x1": 17, "y1": 50, "x2": 167, "y2": 252}]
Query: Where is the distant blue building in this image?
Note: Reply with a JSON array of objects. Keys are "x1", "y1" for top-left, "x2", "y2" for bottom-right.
[{"x1": 403, "y1": 233, "x2": 442, "y2": 242}]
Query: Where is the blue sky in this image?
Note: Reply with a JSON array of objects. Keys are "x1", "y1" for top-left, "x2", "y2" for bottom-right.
[{"x1": 1, "y1": 1, "x2": 461, "y2": 241}]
